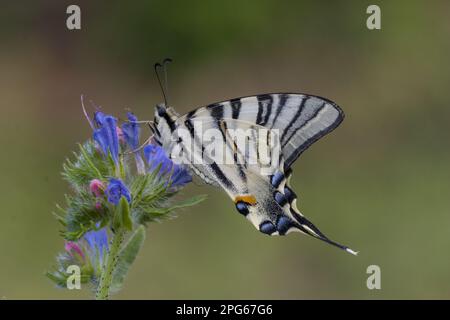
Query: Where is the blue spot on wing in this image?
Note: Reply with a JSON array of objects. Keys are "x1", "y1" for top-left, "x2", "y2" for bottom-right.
[
  {"x1": 259, "y1": 221, "x2": 276, "y2": 235},
  {"x1": 235, "y1": 202, "x2": 249, "y2": 216},
  {"x1": 276, "y1": 216, "x2": 293, "y2": 235},
  {"x1": 270, "y1": 171, "x2": 284, "y2": 188},
  {"x1": 284, "y1": 186, "x2": 297, "y2": 203},
  {"x1": 274, "y1": 191, "x2": 288, "y2": 206}
]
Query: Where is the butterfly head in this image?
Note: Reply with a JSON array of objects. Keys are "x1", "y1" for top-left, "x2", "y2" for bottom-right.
[
  {"x1": 155, "y1": 103, "x2": 167, "y2": 117},
  {"x1": 153, "y1": 103, "x2": 179, "y2": 149}
]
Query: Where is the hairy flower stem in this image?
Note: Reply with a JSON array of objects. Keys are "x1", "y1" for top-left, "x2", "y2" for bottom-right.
[{"x1": 95, "y1": 229, "x2": 125, "y2": 300}]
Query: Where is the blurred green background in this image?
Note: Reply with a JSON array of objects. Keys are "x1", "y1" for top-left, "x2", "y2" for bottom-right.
[{"x1": 1, "y1": 0, "x2": 450, "y2": 299}]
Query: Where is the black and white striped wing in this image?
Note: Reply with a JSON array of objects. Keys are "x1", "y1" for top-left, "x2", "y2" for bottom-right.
[
  {"x1": 175, "y1": 94, "x2": 355, "y2": 254},
  {"x1": 187, "y1": 93, "x2": 344, "y2": 171}
]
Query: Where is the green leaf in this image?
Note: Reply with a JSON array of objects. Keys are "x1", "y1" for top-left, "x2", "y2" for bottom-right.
[
  {"x1": 61, "y1": 190, "x2": 107, "y2": 241},
  {"x1": 110, "y1": 225, "x2": 146, "y2": 293},
  {"x1": 61, "y1": 141, "x2": 111, "y2": 191},
  {"x1": 121, "y1": 197, "x2": 133, "y2": 231},
  {"x1": 46, "y1": 271, "x2": 67, "y2": 288},
  {"x1": 132, "y1": 194, "x2": 207, "y2": 225},
  {"x1": 113, "y1": 196, "x2": 133, "y2": 231},
  {"x1": 78, "y1": 143, "x2": 103, "y2": 180},
  {"x1": 130, "y1": 174, "x2": 150, "y2": 203},
  {"x1": 154, "y1": 194, "x2": 208, "y2": 215},
  {"x1": 170, "y1": 194, "x2": 208, "y2": 208}
]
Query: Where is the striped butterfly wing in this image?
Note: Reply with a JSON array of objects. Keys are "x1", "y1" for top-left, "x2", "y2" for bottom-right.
[
  {"x1": 172, "y1": 116, "x2": 265, "y2": 188},
  {"x1": 175, "y1": 94, "x2": 355, "y2": 254},
  {"x1": 187, "y1": 93, "x2": 344, "y2": 171}
]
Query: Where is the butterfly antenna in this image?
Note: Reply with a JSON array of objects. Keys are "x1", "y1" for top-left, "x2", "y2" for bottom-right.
[
  {"x1": 154, "y1": 62, "x2": 168, "y2": 106},
  {"x1": 163, "y1": 58, "x2": 172, "y2": 106}
]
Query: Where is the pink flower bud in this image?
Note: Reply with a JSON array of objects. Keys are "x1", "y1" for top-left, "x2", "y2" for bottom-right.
[
  {"x1": 89, "y1": 179, "x2": 105, "y2": 198},
  {"x1": 95, "y1": 202, "x2": 102, "y2": 211},
  {"x1": 65, "y1": 241, "x2": 84, "y2": 259}
]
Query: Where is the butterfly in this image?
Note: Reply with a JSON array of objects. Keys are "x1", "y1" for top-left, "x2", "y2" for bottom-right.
[{"x1": 149, "y1": 60, "x2": 356, "y2": 255}]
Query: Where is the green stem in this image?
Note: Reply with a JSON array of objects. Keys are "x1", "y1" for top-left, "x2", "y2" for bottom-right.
[{"x1": 95, "y1": 229, "x2": 125, "y2": 300}]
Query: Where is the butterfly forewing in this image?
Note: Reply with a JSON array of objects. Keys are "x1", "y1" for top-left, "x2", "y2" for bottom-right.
[{"x1": 185, "y1": 93, "x2": 344, "y2": 170}]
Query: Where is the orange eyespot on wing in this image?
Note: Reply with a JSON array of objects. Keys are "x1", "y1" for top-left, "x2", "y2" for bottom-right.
[{"x1": 234, "y1": 194, "x2": 257, "y2": 205}]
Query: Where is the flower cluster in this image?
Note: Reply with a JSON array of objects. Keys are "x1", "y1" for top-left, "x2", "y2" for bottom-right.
[
  {"x1": 47, "y1": 227, "x2": 109, "y2": 289},
  {"x1": 48, "y1": 106, "x2": 205, "y2": 299},
  {"x1": 91, "y1": 111, "x2": 191, "y2": 189}
]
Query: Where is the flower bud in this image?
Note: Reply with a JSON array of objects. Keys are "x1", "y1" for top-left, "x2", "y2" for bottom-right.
[
  {"x1": 89, "y1": 179, "x2": 105, "y2": 198},
  {"x1": 64, "y1": 241, "x2": 84, "y2": 259}
]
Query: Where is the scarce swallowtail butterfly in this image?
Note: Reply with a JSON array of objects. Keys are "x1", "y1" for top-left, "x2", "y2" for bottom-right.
[{"x1": 150, "y1": 62, "x2": 356, "y2": 255}]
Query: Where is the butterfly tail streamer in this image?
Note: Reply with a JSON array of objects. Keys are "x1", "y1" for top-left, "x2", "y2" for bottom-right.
[
  {"x1": 292, "y1": 213, "x2": 358, "y2": 255},
  {"x1": 284, "y1": 169, "x2": 357, "y2": 255}
]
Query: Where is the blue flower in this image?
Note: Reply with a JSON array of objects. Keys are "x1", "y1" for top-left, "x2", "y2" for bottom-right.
[
  {"x1": 94, "y1": 111, "x2": 107, "y2": 126},
  {"x1": 93, "y1": 112, "x2": 119, "y2": 165},
  {"x1": 106, "y1": 178, "x2": 131, "y2": 205},
  {"x1": 144, "y1": 144, "x2": 173, "y2": 174},
  {"x1": 143, "y1": 144, "x2": 192, "y2": 189},
  {"x1": 170, "y1": 164, "x2": 193, "y2": 188},
  {"x1": 82, "y1": 227, "x2": 109, "y2": 265},
  {"x1": 121, "y1": 112, "x2": 140, "y2": 150},
  {"x1": 122, "y1": 112, "x2": 146, "y2": 174},
  {"x1": 84, "y1": 227, "x2": 108, "y2": 253}
]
